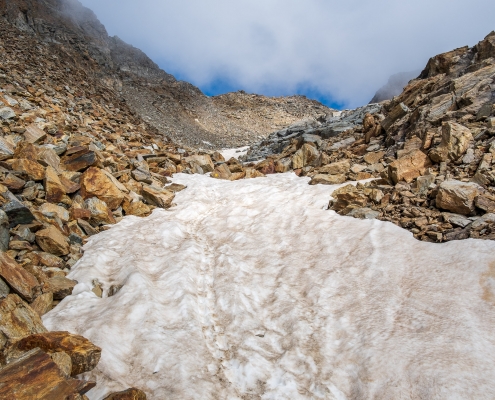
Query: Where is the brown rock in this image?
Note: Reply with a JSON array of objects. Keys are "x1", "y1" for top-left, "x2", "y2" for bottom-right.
[
  {"x1": 0, "y1": 348, "x2": 95, "y2": 399},
  {"x1": 44, "y1": 166, "x2": 66, "y2": 203},
  {"x1": 10, "y1": 159, "x2": 45, "y2": 181},
  {"x1": 46, "y1": 276, "x2": 77, "y2": 300},
  {"x1": 51, "y1": 351, "x2": 72, "y2": 377},
  {"x1": 436, "y1": 180, "x2": 483, "y2": 215},
  {"x1": 39, "y1": 203, "x2": 70, "y2": 223},
  {"x1": 85, "y1": 197, "x2": 116, "y2": 225},
  {"x1": 255, "y1": 158, "x2": 276, "y2": 175},
  {"x1": 475, "y1": 194, "x2": 495, "y2": 213},
  {"x1": 11, "y1": 331, "x2": 102, "y2": 376},
  {"x1": 381, "y1": 102, "x2": 409, "y2": 131},
  {"x1": 388, "y1": 150, "x2": 432, "y2": 184},
  {"x1": 319, "y1": 159, "x2": 351, "y2": 175},
  {"x1": 80, "y1": 167, "x2": 125, "y2": 210},
  {"x1": 14, "y1": 142, "x2": 39, "y2": 161},
  {"x1": 35, "y1": 225, "x2": 70, "y2": 256},
  {"x1": 24, "y1": 123, "x2": 47, "y2": 144},
  {"x1": 77, "y1": 219, "x2": 99, "y2": 236},
  {"x1": 103, "y1": 388, "x2": 147, "y2": 400},
  {"x1": 211, "y1": 163, "x2": 232, "y2": 180},
  {"x1": 309, "y1": 174, "x2": 346, "y2": 185},
  {"x1": 244, "y1": 168, "x2": 265, "y2": 179},
  {"x1": 0, "y1": 294, "x2": 47, "y2": 343},
  {"x1": 141, "y1": 185, "x2": 175, "y2": 209},
  {"x1": 122, "y1": 199, "x2": 151, "y2": 217},
  {"x1": 185, "y1": 154, "x2": 214, "y2": 173},
  {"x1": 363, "y1": 151, "x2": 385, "y2": 165},
  {"x1": 1, "y1": 173, "x2": 25, "y2": 191},
  {"x1": 275, "y1": 158, "x2": 292, "y2": 173},
  {"x1": 292, "y1": 143, "x2": 319, "y2": 169},
  {"x1": 0, "y1": 252, "x2": 40, "y2": 302},
  {"x1": 61, "y1": 148, "x2": 96, "y2": 172},
  {"x1": 70, "y1": 207, "x2": 92, "y2": 221},
  {"x1": 59, "y1": 175, "x2": 81, "y2": 194},
  {"x1": 429, "y1": 122, "x2": 473, "y2": 162},
  {"x1": 30, "y1": 292, "x2": 53, "y2": 317}
]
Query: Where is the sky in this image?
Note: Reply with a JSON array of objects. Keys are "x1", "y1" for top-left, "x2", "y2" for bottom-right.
[{"x1": 78, "y1": 0, "x2": 495, "y2": 109}]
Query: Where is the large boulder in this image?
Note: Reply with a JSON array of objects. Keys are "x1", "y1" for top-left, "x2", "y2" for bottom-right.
[
  {"x1": 80, "y1": 167, "x2": 125, "y2": 210},
  {"x1": 185, "y1": 155, "x2": 214, "y2": 173},
  {"x1": 436, "y1": 180, "x2": 483, "y2": 215},
  {"x1": 388, "y1": 150, "x2": 431, "y2": 184},
  {"x1": 429, "y1": 122, "x2": 473, "y2": 162},
  {"x1": 292, "y1": 144, "x2": 319, "y2": 169}
]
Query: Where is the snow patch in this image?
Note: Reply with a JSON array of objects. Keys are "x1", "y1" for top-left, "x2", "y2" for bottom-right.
[
  {"x1": 220, "y1": 146, "x2": 249, "y2": 160},
  {"x1": 44, "y1": 173, "x2": 495, "y2": 399}
]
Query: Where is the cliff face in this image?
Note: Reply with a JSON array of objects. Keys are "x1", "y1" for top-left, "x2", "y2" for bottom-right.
[{"x1": 0, "y1": 0, "x2": 333, "y2": 149}]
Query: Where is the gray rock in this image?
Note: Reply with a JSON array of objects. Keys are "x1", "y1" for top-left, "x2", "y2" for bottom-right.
[
  {"x1": 2, "y1": 196, "x2": 35, "y2": 228},
  {"x1": 0, "y1": 210, "x2": 9, "y2": 252},
  {"x1": 442, "y1": 212, "x2": 472, "y2": 228},
  {"x1": 0, "y1": 277, "x2": 10, "y2": 298},
  {"x1": 328, "y1": 137, "x2": 356, "y2": 151},
  {"x1": 0, "y1": 107, "x2": 16, "y2": 120},
  {"x1": 347, "y1": 207, "x2": 380, "y2": 220}
]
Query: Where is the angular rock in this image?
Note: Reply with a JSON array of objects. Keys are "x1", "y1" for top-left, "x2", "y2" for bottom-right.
[
  {"x1": 320, "y1": 159, "x2": 351, "y2": 175},
  {"x1": 46, "y1": 276, "x2": 77, "y2": 300},
  {"x1": 1, "y1": 173, "x2": 25, "y2": 191},
  {"x1": 475, "y1": 194, "x2": 495, "y2": 213},
  {"x1": 274, "y1": 158, "x2": 292, "y2": 173},
  {"x1": 51, "y1": 351, "x2": 72, "y2": 377},
  {"x1": 11, "y1": 331, "x2": 101, "y2": 376},
  {"x1": 0, "y1": 107, "x2": 15, "y2": 120},
  {"x1": 10, "y1": 159, "x2": 45, "y2": 181},
  {"x1": 442, "y1": 212, "x2": 472, "y2": 228},
  {"x1": 185, "y1": 154, "x2": 214, "y2": 173},
  {"x1": 309, "y1": 174, "x2": 346, "y2": 185},
  {"x1": 30, "y1": 292, "x2": 53, "y2": 317},
  {"x1": 381, "y1": 102, "x2": 409, "y2": 131},
  {"x1": 122, "y1": 199, "x2": 151, "y2": 217},
  {"x1": 0, "y1": 348, "x2": 95, "y2": 398},
  {"x1": 292, "y1": 144, "x2": 319, "y2": 169},
  {"x1": 388, "y1": 150, "x2": 431, "y2": 184},
  {"x1": 347, "y1": 207, "x2": 380, "y2": 219},
  {"x1": 0, "y1": 294, "x2": 47, "y2": 343},
  {"x1": 39, "y1": 203, "x2": 70, "y2": 223},
  {"x1": 61, "y1": 148, "x2": 96, "y2": 172},
  {"x1": 44, "y1": 166, "x2": 66, "y2": 203},
  {"x1": 24, "y1": 124, "x2": 47, "y2": 144},
  {"x1": 103, "y1": 388, "x2": 147, "y2": 400},
  {"x1": 429, "y1": 122, "x2": 473, "y2": 162},
  {"x1": 436, "y1": 180, "x2": 483, "y2": 215},
  {"x1": 35, "y1": 225, "x2": 70, "y2": 256},
  {"x1": 80, "y1": 167, "x2": 124, "y2": 210},
  {"x1": 141, "y1": 185, "x2": 175, "y2": 209},
  {"x1": 85, "y1": 197, "x2": 116, "y2": 225},
  {"x1": 211, "y1": 163, "x2": 232, "y2": 180},
  {"x1": 0, "y1": 252, "x2": 40, "y2": 302},
  {"x1": 363, "y1": 151, "x2": 385, "y2": 165},
  {"x1": 0, "y1": 277, "x2": 10, "y2": 299},
  {"x1": 255, "y1": 159, "x2": 276, "y2": 175},
  {"x1": 0, "y1": 210, "x2": 9, "y2": 252}
]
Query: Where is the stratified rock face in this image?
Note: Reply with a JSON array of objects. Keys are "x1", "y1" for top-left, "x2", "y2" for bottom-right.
[{"x1": 0, "y1": 0, "x2": 333, "y2": 149}]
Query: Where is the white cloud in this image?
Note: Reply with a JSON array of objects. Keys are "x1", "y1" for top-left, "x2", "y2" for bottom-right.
[{"x1": 79, "y1": 0, "x2": 495, "y2": 108}]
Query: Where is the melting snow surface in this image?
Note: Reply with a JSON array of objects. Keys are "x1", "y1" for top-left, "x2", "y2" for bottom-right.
[
  {"x1": 44, "y1": 173, "x2": 495, "y2": 399},
  {"x1": 220, "y1": 146, "x2": 249, "y2": 160}
]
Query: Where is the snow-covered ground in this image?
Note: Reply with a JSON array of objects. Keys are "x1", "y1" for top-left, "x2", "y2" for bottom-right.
[
  {"x1": 220, "y1": 146, "x2": 249, "y2": 160},
  {"x1": 44, "y1": 173, "x2": 495, "y2": 399}
]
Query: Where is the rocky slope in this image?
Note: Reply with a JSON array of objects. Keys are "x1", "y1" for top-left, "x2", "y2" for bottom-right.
[
  {"x1": 0, "y1": 0, "x2": 332, "y2": 149},
  {"x1": 214, "y1": 32, "x2": 495, "y2": 243}
]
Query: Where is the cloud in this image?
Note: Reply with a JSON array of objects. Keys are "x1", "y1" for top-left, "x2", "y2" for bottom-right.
[{"x1": 78, "y1": 0, "x2": 495, "y2": 108}]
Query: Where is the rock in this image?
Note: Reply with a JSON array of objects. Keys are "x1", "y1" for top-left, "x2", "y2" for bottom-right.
[
  {"x1": 442, "y1": 212, "x2": 472, "y2": 228},
  {"x1": 0, "y1": 348, "x2": 95, "y2": 399},
  {"x1": 309, "y1": 174, "x2": 346, "y2": 185},
  {"x1": 122, "y1": 199, "x2": 151, "y2": 217},
  {"x1": 85, "y1": 197, "x2": 116, "y2": 225},
  {"x1": 35, "y1": 226, "x2": 70, "y2": 256},
  {"x1": 397, "y1": 137, "x2": 423, "y2": 158},
  {"x1": 274, "y1": 158, "x2": 292, "y2": 173},
  {"x1": 46, "y1": 276, "x2": 77, "y2": 300},
  {"x1": 347, "y1": 207, "x2": 380, "y2": 219},
  {"x1": 61, "y1": 148, "x2": 96, "y2": 172},
  {"x1": 51, "y1": 351, "x2": 72, "y2": 377},
  {"x1": 0, "y1": 294, "x2": 47, "y2": 343},
  {"x1": 77, "y1": 219, "x2": 99, "y2": 236},
  {"x1": 475, "y1": 194, "x2": 495, "y2": 213},
  {"x1": 363, "y1": 151, "x2": 385, "y2": 165},
  {"x1": 381, "y1": 102, "x2": 409, "y2": 131},
  {"x1": 39, "y1": 203, "x2": 70, "y2": 223},
  {"x1": 350, "y1": 164, "x2": 367, "y2": 174},
  {"x1": 0, "y1": 277, "x2": 10, "y2": 299},
  {"x1": 369, "y1": 189, "x2": 384, "y2": 203},
  {"x1": 319, "y1": 160, "x2": 351, "y2": 175},
  {"x1": 44, "y1": 166, "x2": 66, "y2": 203},
  {"x1": 80, "y1": 167, "x2": 125, "y2": 210},
  {"x1": 10, "y1": 159, "x2": 45, "y2": 181},
  {"x1": 29, "y1": 292, "x2": 53, "y2": 317},
  {"x1": 388, "y1": 150, "x2": 432, "y2": 184},
  {"x1": 0, "y1": 210, "x2": 9, "y2": 252},
  {"x1": 141, "y1": 185, "x2": 175, "y2": 209},
  {"x1": 0, "y1": 107, "x2": 15, "y2": 120},
  {"x1": 1, "y1": 173, "x2": 25, "y2": 191},
  {"x1": 244, "y1": 168, "x2": 265, "y2": 179},
  {"x1": 292, "y1": 144, "x2": 319, "y2": 169},
  {"x1": 255, "y1": 159, "x2": 276, "y2": 175},
  {"x1": 2, "y1": 197, "x2": 35, "y2": 227},
  {"x1": 429, "y1": 122, "x2": 473, "y2": 162},
  {"x1": 10, "y1": 331, "x2": 101, "y2": 376},
  {"x1": 23, "y1": 124, "x2": 46, "y2": 144},
  {"x1": 102, "y1": 388, "x2": 147, "y2": 400},
  {"x1": 328, "y1": 137, "x2": 355, "y2": 151},
  {"x1": 210, "y1": 164, "x2": 232, "y2": 180},
  {"x1": 185, "y1": 155, "x2": 214, "y2": 173},
  {"x1": 436, "y1": 180, "x2": 483, "y2": 215},
  {"x1": 0, "y1": 252, "x2": 40, "y2": 302}
]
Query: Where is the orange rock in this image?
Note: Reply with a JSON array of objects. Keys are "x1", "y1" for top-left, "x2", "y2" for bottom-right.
[
  {"x1": 10, "y1": 159, "x2": 45, "y2": 181},
  {"x1": 0, "y1": 252, "x2": 40, "y2": 302},
  {"x1": 44, "y1": 166, "x2": 66, "y2": 203},
  {"x1": 35, "y1": 225, "x2": 70, "y2": 256},
  {"x1": 102, "y1": 388, "x2": 147, "y2": 400},
  {"x1": 80, "y1": 167, "x2": 124, "y2": 210},
  {"x1": 388, "y1": 150, "x2": 432, "y2": 184}
]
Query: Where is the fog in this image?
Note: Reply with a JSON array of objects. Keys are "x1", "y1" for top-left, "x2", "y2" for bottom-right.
[{"x1": 79, "y1": 0, "x2": 495, "y2": 108}]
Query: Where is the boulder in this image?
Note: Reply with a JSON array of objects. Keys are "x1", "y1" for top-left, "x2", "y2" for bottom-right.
[
  {"x1": 46, "y1": 276, "x2": 77, "y2": 300},
  {"x1": 436, "y1": 180, "x2": 483, "y2": 215},
  {"x1": 0, "y1": 107, "x2": 16, "y2": 120},
  {"x1": 0, "y1": 294, "x2": 47, "y2": 343},
  {"x1": 388, "y1": 150, "x2": 431, "y2": 184},
  {"x1": 44, "y1": 166, "x2": 66, "y2": 203},
  {"x1": 363, "y1": 151, "x2": 385, "y2": 165},
  {"x1": 275, "y1": 158, "x2": 292, "y2": 173},
  {"x1": 381, "y1": 102, "x2": 409, "y2": 131},
  {"x1": 103, "y1": 388, "x2": 147, "y2": 400},
  {"x1": 185, "y1": 155, "x2": 214, "y2": 173},
  {"x1": 319, "y1": 159, "x2": 351, "y2": 175},
  {"x1": 10, "y1": 159, "x2": 45, "y2": 181},
  {"x1": 292, "y1": 144, "x2": 319, "y2": 169},
  {"x1": 35, "y1": 226, "x2": 70, "y2": 256},
  {"x1": 0, "y1": 349, "x2": 95, "y2": 399},
  {"x1": 10, "y1": 331, "x2": 102, "y2": 376},
  {"x1": 30, "y1": 292, "x2": 53, "y2": 317},
  {"x1": 255, "y1": 159, "x2": 276, "y2": 175},
  {"x1": 39, "y1": 203, "x2": 70, "y2": 223},
  {"x1": 24, "y1": 124, "x2": 47, "y2": 144},
  {"x1": 141, "y1": 185, "x2": 175, "y2": 209},
  {"x1": 429, "y1": 122, "x2": 473, "y2": 162},
  {"x1": 0, "y1": 252, "x2": 40, "y2": 302},
  {"x1": 85, "y1": 197, "x2": 116, "y2": 225},
  {"x1": 309, "y1": 174, "x2": 346, "y2": 185},
  {"x1": 80, "y1": 167, "x2": 125, "y2": 210},
  {"x1": 61, "y1": 148, "x2": 96, "y2": 171}
]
